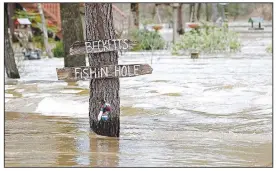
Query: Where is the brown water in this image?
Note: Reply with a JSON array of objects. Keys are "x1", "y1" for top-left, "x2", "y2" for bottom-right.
[{"x1": 5, "y1": 33, "x2": 272, "y2": 167}]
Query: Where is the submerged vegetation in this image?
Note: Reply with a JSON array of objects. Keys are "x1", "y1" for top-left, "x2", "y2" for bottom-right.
[
  {"x1": 172, "y1": 22, "x2": 241, "y2": 55},
  {"x1": 52, "y1": 41, "x2": 65, "y2": 58},
  {"x1": 130, "y1": 29, "x2": 165, "y2": 51},
  {"x1": 266, "y1": 44, "x2": 272, "y2": 53}
]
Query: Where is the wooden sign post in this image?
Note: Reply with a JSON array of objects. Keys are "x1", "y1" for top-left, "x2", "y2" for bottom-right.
[{"x1": 56, "y1": 3, "x2": 153, "y2": 137}]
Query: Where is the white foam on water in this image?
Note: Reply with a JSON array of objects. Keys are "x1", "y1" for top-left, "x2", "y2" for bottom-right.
[
  {"x1": 35, "y1": 97, "x2": 89, "y2": 118},
  {"x1": 121, "y1": 79, "x2": 142, "y2": 86},
  {"x1": 77, "y1": 81, "x2": 89, "y2": 88},
  {"x1": 59, "y1": 90, "x2": 83, "y2": 94},
  {"x1": 5, "y1": 85, "x2": 16, "y2": 90},
  {"x1": 133, "y1": 103, "x2": 155, "y2": 109},
  {"x1": 138, "y1": 85, "x2": 184, "y2": 95},
  {"x1": 5, "y1": 94, "x2": 13, "y2": 98},
  {"x1": 157, "y1": 85, "x2": 184, "y2": 94},
  {"x1": 37, "y1": 82, "x2": 67, "y2": 89},
  {"x1": 169, "y1": 109, "x2": 184, "y2": 115},
  {"x1": 253, "y1": 95, "x2": 272, "y2": 105},
  {"x1": 15, "y1": 89, "x2": 25, "y2": 93}
]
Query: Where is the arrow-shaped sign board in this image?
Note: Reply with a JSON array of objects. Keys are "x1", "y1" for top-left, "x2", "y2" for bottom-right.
[{"x1": 56, "y1": 64, "x2": 153, "y2": 81}]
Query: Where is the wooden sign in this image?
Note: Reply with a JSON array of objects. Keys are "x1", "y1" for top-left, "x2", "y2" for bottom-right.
[
  {"x1": 69, "y1": 39, "x2": 138, "y2": 56},
  {"x1": 56, "y1": 64, "x2": 153, "y2": 81}
]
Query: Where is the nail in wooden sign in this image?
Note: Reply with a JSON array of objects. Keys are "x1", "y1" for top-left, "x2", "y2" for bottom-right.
[{"x1": 56, "y1": 64, "x2": 153, "y2": 81}]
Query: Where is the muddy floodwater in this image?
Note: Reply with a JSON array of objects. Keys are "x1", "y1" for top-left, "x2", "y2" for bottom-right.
[{"x1": 5, "y1": 33, "x2": 272, "y2": 167}]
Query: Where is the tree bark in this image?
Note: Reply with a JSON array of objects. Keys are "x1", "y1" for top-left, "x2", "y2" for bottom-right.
[
  {"x1": 211, "y1": 3, "x2": 219, "y2": 23},
  {"x1": 130, "y1": 3, "x2": 139, "y2": 28},
  {"x1": 85, "y1": 3, "x2": 120, "y2": 137},
  {"x1": 37, "y1": 3, "x2": 53, "y2": 58},
  {"x1": 172, "y1": 5, "x2": 178, "y2": 44},
  {"x1": 60, "y1": 3, "x2": 86, "y2": 67},
  {"x1": 177, "y1": 4, "x2": 184, "y2": 35},
  {"x1": 191, "y1": 3, "x2": 196, "y2": 22},
  {"x1": 206, "y1": 3, "x2": 209, "y2": 21},
  {"x1": 188, "y1": 4, "x2": 192, "y2": 22},
  {"x1": 4, "y1": 4, "x2": 20, "y2": 79},
  {"x1": 196, "y1": 3, "x2": 202, "y2": 21},
  {"x1": 221, "y1": 5, "x2": 227, "y2": 22},
  {"x1": 7, "y1": 3, "x2": 16, "y2": 42}
]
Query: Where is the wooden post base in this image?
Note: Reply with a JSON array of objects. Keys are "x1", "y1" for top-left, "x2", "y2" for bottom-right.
[
  {"x1": 191, "y1": 52, "x2": 199, "y2": 59},
  {"x1": 90, "y1": 117, "x2": 120, "y2": 137}
]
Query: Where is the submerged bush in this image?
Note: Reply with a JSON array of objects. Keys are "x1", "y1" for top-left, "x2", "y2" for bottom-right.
[
  {"x1": 130, "y1": 29, "x2": 165, "y2": 51},
  {"x1": 266, "y1": 44, "x2": 272, "y2": 53},
  {"x1": 172, "y1": 23, "x2": 241, "y2": 55},
  {"x1": 52, "y1": 41, "x2": 65, "y2": 58}
]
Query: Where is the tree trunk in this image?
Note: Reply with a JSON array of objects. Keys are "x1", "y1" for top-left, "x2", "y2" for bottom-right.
[
  {"x1": 221, "y1": 5, "x2": 226, "y2": 22},
  {"x1": 172, "y1": 5, "x2": 178, "y2": 44},
  {"x1": 191, "y1": 3, "x2": 196, "y2": 22},
  {"x1": 130, "y1": 3, "x2": 139, "y2": 28},
  {"x1": 4, "y1": 4, "x2": 20, "y2": 79},
  {"x1": 155, "y1": 5, "x2": 162, "y2": 23},
  {"x1": 152, "y1": 4, "x2": 157, "y2": 20},
  {"x1": 7, "y1": 3, "x2": 16, "y2": 42},
  {"x1": 85, "y1": 3, "x2": 120, "y2": 137},
  {"x1": 37, "y1": 3, "x2": 53, "y2": 58},
  {"x1": 196, "y1": 3, "x2": 201, "y2": 21},
  {"x1": 177, "y1": 4, "x2": 184, "y2": 35},
  {"x1": 188, "y1": 4, "x2": 192, "y2": 22},
  {"x1": 206, "y1": 3, "x2": 209, "y2": 21},
  {"x1": 211, "y1": 3, "x2": 219, "y2": 23},
  {"x1": 60, "y1": 3, "x2": 86, "y2": 67}
]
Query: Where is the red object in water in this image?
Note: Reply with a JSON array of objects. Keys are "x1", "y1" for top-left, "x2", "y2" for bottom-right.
[{"x1": 188, "y1": 23, "x2": 199, "y2": 29}]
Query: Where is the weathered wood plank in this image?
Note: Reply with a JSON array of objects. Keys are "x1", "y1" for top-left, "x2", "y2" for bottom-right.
[
  {"x1": 69, "y1": 39, "x2": 137, "y2": 56},
  {"x1": 56, "y1": 64, "x2": 153, "y2": 81}
]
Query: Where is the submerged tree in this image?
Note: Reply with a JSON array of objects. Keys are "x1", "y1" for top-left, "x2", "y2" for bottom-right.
[
  {"x1": 4, "y1": 4, "x2": 20, "y2": 79},
  {"x1": 60, "y1": 3, "x2": 86, "y2": 67},
  {"x1": 85, "y1": 3, "x2": 120, "y2": 137}
]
